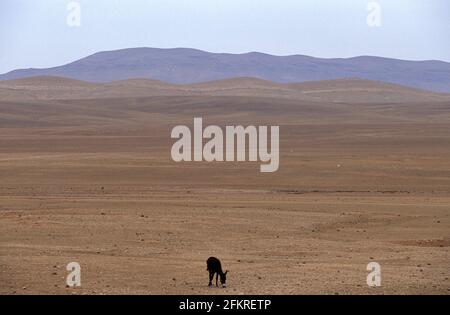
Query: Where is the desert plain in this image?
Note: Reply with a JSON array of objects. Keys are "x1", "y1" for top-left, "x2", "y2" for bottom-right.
[{"x1": 0, "y1": 77, "x2": 449, "y2": 294}]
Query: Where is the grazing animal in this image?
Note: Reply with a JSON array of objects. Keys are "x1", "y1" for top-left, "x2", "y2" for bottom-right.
[{"x1": 206, "y1": 257, "x2": 228, "y2": 287}]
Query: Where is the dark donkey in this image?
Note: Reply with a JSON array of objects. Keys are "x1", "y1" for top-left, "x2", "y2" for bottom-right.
[{"x1": 206, "y1": 257, "x2": 228, "y2": 287}]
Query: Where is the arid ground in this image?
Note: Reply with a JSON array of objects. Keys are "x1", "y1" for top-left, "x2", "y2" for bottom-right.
[{"x1": 0, "y1": 77, "x2": 449, "y2": 294}]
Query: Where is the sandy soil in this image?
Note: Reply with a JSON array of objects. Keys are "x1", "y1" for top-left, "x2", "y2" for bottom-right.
[{"x1": 0, "y1": 79, "x2": 449, "y2": 294}]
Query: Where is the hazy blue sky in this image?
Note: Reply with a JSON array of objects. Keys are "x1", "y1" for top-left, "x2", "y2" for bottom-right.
[{"x1": 1, "y1": 0, "x2": 449, "y2": 73}]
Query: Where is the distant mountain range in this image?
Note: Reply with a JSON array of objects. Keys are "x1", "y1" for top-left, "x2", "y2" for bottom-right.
[{"x1": 1, "y1": 48, "x2": 449, "y2": 93}]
